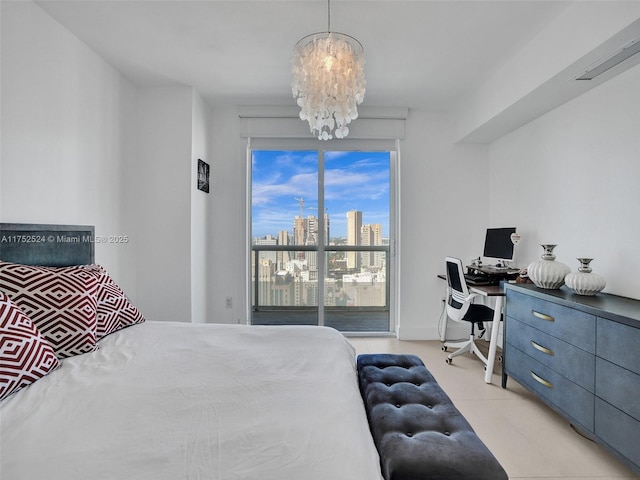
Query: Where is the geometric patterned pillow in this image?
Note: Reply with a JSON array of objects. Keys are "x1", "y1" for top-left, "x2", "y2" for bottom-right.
[
  {"x1": 90, "y1": 265, "x2": 145, "y2": 340},
  {"x1": 0, "y1": 261, "x2": 99, "y2": 359},
  {"x1": 0, "y1": 291, "x2": 60, "y2": 401}
]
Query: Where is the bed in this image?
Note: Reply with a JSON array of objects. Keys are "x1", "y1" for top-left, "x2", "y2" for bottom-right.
[{"x1": 0, "y1": 223, "x2": 383, "y2": 480}]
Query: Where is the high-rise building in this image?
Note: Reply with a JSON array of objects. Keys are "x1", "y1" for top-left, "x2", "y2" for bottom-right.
[
  {"x1": 361, "y1": 224, "x2": 383, "y2": 268},
  {"x1": 254, "y1": 234, "x2": 277, "y2": 266},
  {"x1": 361, "y1": 224, "x2": 374, "y2": 267},
  {"x1": 257, "y1": 258, "x2": 275, "y2": 306},
  {"x1": 347, "y1": 210, "x2": 362, "y2": 269},
  {"x1": 293, "y1": 216, "x2": 306, "y2": 261},
  {"x1": 372, "y1": 224, "x2": 384, "y2": 268},
  {"x1": 291, "y1": 213, "x2": 329, "y2": 274},
  {"x1": 293, "y1": 216, "x2": 306, "y2": 246},
  {"x1": 306, "y1": 215, "x2": 317, "y2": 244},
  {"x1": 324, "y1": 212, "x2": 330, "y2": 244},
  {"x1": 277, "y1": 230, "x2": 290, "y2": 270}
]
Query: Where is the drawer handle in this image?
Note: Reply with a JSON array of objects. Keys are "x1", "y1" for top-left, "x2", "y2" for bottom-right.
[
  {"x1": 532, "y1": 310, "x2": 555, "y2": 322},
  {"x1": 531, "y1": 340, "x2": 554, "y2": 356},
  {"x1": 530, "y1": 371, "x2": 554, "y2": 389}
]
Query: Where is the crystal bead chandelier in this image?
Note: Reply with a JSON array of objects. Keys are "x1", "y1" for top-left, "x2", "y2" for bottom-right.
[{"x1": 291, "y1": 0, "x2": 365, "y2": 140}]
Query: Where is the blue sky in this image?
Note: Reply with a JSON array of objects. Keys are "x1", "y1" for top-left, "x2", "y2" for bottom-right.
[{"x1": 252, "y1": 150, "x2": 390, "y2": 239}]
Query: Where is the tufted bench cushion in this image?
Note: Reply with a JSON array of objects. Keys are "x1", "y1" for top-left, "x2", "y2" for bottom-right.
[{"x1": 357, "y1": 353, "x2": 508, "y2": 480}]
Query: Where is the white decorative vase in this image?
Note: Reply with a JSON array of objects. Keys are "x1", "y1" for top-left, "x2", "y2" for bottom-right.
[
  {"x1": 565, "y1": 258, "x2": 606, "y2": 296},
  {"x1": 527, "y1": 244, "x2": 571, "y2": 289}
]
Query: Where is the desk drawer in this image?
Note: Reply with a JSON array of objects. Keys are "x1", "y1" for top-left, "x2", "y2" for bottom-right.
[
  {"x1": 506, "y1": 290, "x2": 596, "y2": 352},
  {"x1": 506, "y1": 316, "x2": 594, "y2": 391},
  {"x1": 506, "y1": 345, "x2": 594, "y2": 432}
]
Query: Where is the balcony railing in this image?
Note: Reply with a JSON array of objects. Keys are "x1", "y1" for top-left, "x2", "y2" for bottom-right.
[{"x1": 251, "y1": 245, "x2": 390, "y2": 331}]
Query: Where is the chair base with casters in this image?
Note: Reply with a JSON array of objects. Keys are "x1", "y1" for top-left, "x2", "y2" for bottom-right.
[{"x1": 442, "y1": 304, "x2": 494, "y2": 368}]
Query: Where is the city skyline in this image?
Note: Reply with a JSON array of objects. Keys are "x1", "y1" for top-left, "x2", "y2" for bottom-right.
[{"x1": 252, "y1": 150, "x2": 390, "y2": 239}]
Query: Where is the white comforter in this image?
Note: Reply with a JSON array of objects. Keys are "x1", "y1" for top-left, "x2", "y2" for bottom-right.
[{"x1": 0, "y1": 322, "x2": 382, "y2": 480}]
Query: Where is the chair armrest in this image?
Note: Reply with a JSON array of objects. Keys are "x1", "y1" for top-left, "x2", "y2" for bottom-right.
[{"x1": 464, "y1": 293, "x2": 481, "y2": 303}]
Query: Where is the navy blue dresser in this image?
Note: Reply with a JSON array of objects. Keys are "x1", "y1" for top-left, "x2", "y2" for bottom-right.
[{"x1": 503, "y1": 283, "x2": 640, "y2": 475}]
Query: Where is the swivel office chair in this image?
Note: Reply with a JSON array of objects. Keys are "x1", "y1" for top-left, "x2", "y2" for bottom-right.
[{"x1": 442, "y1": 257, "x2": 496, "y2": 368}]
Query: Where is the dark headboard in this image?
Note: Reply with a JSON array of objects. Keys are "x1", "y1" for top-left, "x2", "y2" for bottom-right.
[{"x1": 0, "y1": 223, "x2": 95, "y2": 266}]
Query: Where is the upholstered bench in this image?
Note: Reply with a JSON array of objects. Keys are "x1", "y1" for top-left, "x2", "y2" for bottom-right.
[{"x1": 357, "y1": 354, "x2": 508, "y2": 480}]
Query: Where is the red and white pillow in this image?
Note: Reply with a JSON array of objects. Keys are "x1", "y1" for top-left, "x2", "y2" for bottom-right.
[
  {"x1": 0, "y1": 261, "x2": 99, "y2": 358},
  {"x1": 90, "y1": 265, "x2": 145, "y2": 339},
  {"x1": 0, "y1": 261, "x2": 145, "y2": 358},
  {"x1": 0, "y1": 291, "x2": 59, "y2": 401},
  {"x1": 0, "y1": 260, "x2": 144, "y2": 400}
]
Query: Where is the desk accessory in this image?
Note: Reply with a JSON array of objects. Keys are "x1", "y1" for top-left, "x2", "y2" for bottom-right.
[
  {"x1": 515, "y1": 267, "x2": 532, "y2": 283},
  {"x1": 527, "y1": 244, "x2": 571, "y2": 289},
  {"x1": 565, "y1": 258, "x2": 606, "y2": 296}
]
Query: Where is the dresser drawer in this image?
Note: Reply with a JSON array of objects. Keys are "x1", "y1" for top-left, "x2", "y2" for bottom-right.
[
  {"x1": 596, "y1": 357, "x2": 640, "y2": 421},
  {"x1": 506, "y1": 316, "x2": 594, "y2": 391},
  {"x1": 596, "y1": 317, "x2": 640, "y2": 373},
  {"x1": 506, "y1": 290, "x2": 596, "y2": 352},
  {"x1": 595, "y1": 398, "x2": 640, "y2": 471},
  {"x1": 506, "y1": 345, "x2": 594, "y2": 432}
]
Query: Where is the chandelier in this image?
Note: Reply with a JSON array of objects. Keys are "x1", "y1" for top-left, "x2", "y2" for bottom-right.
[{"x1": 291, "y1": 0, "x2": 365, "y2": 140}]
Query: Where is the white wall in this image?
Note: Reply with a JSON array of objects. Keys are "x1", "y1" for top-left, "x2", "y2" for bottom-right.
[
  {"x1": 0, "y1": 0, "x2": 137, "y2": 294},
  {"x1": 191, "y1": 90, "x2": 214, "y2": 324},
  {"x1": 397, "y1": 110, "x2": 490, "y2": 339},
  {"x1": 129, "y1": 86, "x2": 214, "y2": 323},
  {"x1": 488, "y1": 63, "x2": 640, "y2": 300},
  {"x1": 207, "y1": 106, "x2": 247, "y2": 325},
  {"x1": 130, "y1": 87, "x2": 193, "y2": 322}
]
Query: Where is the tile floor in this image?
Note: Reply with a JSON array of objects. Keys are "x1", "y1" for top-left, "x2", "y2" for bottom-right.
[{"x1": 348, "y1": 337, "x2": 639, "y2": 480}]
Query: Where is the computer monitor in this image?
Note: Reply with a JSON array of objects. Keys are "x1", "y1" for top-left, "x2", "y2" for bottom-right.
[{"x1": 483, "y1": 227, "x2": 517, "y2": 265}]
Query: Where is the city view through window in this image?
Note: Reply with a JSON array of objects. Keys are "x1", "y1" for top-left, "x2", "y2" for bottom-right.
[{"x1": 251, "y1": 150, "x2": 391, "y2": 330}]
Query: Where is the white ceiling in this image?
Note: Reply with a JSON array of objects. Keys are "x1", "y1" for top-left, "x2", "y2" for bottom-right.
[{"x1": 35, "y1": 0, "x2": 571, "y2": 112}]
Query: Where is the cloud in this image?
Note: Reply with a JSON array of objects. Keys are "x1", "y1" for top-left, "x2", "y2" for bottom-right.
[
  {"x1": 325, "y1": 167, "x2": 389, "y2": 202},
  {"x1": 252, "y1": 151, "x2": 321, "y2": 208},
  {"x1": 252, "y1": 150, "x2": 390, "y2": 237},
  {"x1": 252, "y1": 208, "x2": 297, "y2": 237},
  {"x1": 252, "y1": 171, "x2": 318, "y2": 207}
]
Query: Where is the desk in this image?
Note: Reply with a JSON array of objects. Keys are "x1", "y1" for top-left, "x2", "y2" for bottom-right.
[{"x1": 438, "y1": 274, "x2": 505, "y2": 384}]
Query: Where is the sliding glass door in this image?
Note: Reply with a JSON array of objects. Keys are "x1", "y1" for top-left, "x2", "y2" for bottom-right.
[{"x1": 251, "y1": 148, "x2": 392, "y2": 332}]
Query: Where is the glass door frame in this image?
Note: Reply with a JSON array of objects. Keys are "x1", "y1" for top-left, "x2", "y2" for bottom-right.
[{"x1": 246, "y1": 139, "x2": 399, "y2": 334}]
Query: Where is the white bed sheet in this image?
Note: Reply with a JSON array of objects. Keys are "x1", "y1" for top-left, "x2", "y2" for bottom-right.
[{"x1": 0, "y1": 322, "x2": 383, "y2": 480}]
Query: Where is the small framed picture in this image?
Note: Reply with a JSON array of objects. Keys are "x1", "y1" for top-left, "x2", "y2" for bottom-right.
[{"x1": 197, "y1": 159, "x2": 210, "y2": 193}]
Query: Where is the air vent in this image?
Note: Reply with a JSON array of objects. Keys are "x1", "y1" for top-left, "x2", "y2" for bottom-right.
[{"x1": 576, "y1": 38, "x2": 640, "y2": 80}]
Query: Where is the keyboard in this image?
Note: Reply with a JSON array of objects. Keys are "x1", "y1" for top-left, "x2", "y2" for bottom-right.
[
  {"x1": 483, "y1": 264, "x2": 510, "y2": 271},
  {"x1": 464, "y1": 273, "x2": 492, "y2": 285}
]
